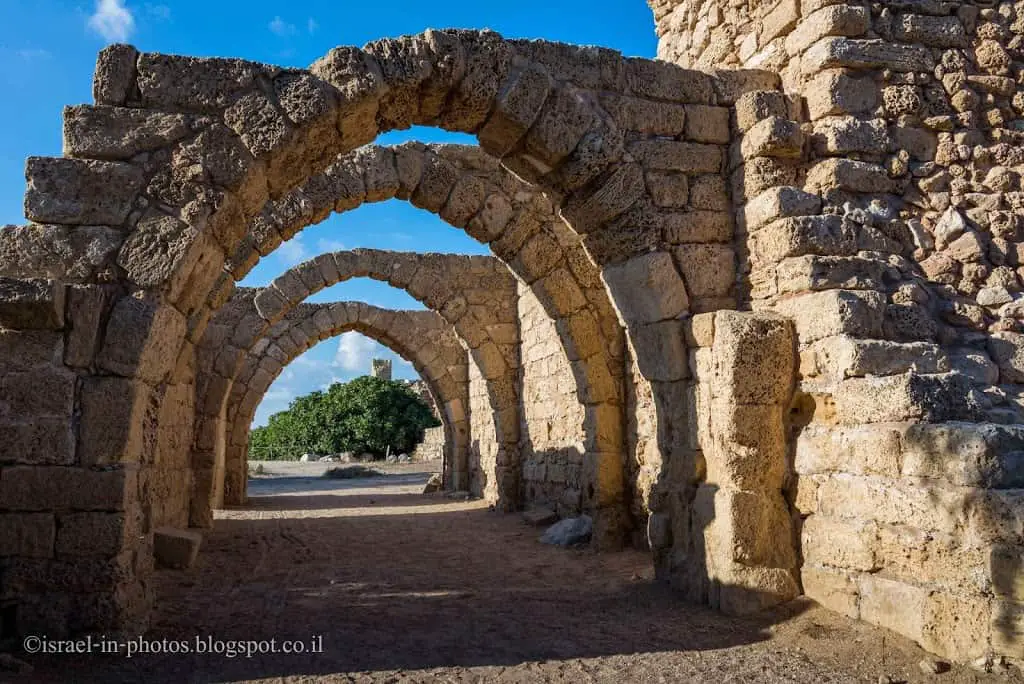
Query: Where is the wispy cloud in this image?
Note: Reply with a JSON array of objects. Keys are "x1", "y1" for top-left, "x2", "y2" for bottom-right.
[
  {"x1": 276, "y1": 236, "x2": 309, "y2": 266},
  {"x1": 317, "y1": 238, "x2": 345, "y2": 253},
  {"x1": 333, "y1": 332, "x2": 378, "y2": 373},
  {"x1": 307, "y1": 18, "x2": 318, "y2": 34},
  {"x1": 268, "y1": 16, "x2": 297, "y2": 37},
  {"x1": 87, "y1": 0, "x2": 135, "y2": 42}
]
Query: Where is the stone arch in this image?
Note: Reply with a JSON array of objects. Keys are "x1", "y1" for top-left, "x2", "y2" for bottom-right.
[
  {"x1": 191, "y1": 249, "x2": 518, "y2": 523},
  {"x1": 217, "y1": 142, "x2": 630, "y2": 527},
  {"x1": 224, "y1": 300, "x2": 469, "y2": 504},
  {"x1": 1, "y1": 31, "x2": 776, "y2": 634}
]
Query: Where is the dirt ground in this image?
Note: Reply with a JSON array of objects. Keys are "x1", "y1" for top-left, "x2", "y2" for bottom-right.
[{"x1": 16, "y1": 462, "x2": 1023, "y2": 683}]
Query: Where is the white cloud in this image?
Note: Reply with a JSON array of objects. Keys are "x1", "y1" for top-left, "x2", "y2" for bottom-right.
[
  {"x1": 317, "y1": 238, "x2": 345, "y2": 253},
  {"x1": 307, "y1": 18, "x2": 318, "y2": 34},
  {"x1": 276, "y1": 236, "x2": 309, "y2": 266},
  {"x1": 333, "y1": 332, "x2": 378, "y2": 373},
  {"x1": 87, "y1": 0, "x2": 135, "y2": 42},
  {"x1": 269, "y1": 16, "x2": 297, "y2": 36}
]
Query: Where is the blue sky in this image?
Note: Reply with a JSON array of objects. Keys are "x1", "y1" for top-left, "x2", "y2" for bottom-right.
[{"x1": 0, "y1": 0, "x2": 657, "y2": 426}]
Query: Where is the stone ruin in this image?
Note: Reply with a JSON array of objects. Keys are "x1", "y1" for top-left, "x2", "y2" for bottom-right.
[
  {"x1": 370, "y1": 358, "x2": 393, "y2": 380},
  {"x1": 0, "y1": 1, "x2": 1022, "y2": 665}
]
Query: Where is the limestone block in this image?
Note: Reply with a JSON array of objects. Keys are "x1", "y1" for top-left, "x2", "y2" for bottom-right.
[
  {"x1": 894, "y1": 14, "x2": 967, "y2": 49},
  {"x1": 902, "y1": 422, "x2": 1024, "y2": 489},
  {"x1": 734, "y1": 90, "x2": 789, "y2": 132},
  {"x1": 645, "y1": 171, "x2": 689, "y2": 208},
  {"x1": 602, "y1": 252, "x2": 689, "y2": 324},
  {"x1": 694, "y1": 485, "x2": 797, "y2": 569},
  {"x1": 795, "y1": 423, "x2": 902, "y2": 477},
  {"x1": 25, "y1": 157, "x2": 143, "y2": 226},
  {"x1": 759, "y1": 0, "x2": 799, "y2": 47},
  {"x1": 137, "y1": 53, "x2": 262, "y2": 112},
  {"x1": 0, "y1": 466, "x2": 132, "y2": 511},
  {"x1": 673, "y1": 244, "x2": 734, "y2": 299},
  {"x1": 98, "y1": 297, "x2": 186, "y2": 383},
  {"x1": 833, "y1": 373, "x2": 980, "y2": 425},
  {"x1": 740, "y1": 117, "x2": 804, "y2": 159},
  {"x1": 93, "y1": 43, "x2": 139, "y2": 105},
  {"x1": 770, "y1": 289, "x2": 885, "y2": 343},
  {"x1": 683, "y1": 105, "x2": 730, "y2": 144},
  {"x1": 811, "y1": 336, "x2": 946, "y2": 379},
  {"x1": 804, "y1": 158, "x2": 896, "y2": 194},
  {"x1": 801, "y1": 38, "x2": 934, "y2": 74},
  {"x1": 753, "y1": 215, "x2": 897, "y2": 264},
  {"x1": 629, "y1": 140, "x2": 723, "y2": 174},
  {"x1": 478, "y1": 63, "x2": 552, "y2": 157},
  {"x1": 712, "y1": 310, "x2": 794, "y2": 405},
  {"x1": 55, "y1": 513, "x2": 130, "y2": 556},
  {"x1": 707, "y1": 69, "x2": 780, "y2": 106},
  {"x1": 708, "y1": 402, "x2": 788, "y2": 490},
  {"x1": 811, "y1": 116, "x2": 889, "y2": 155},
  {"x1": 732, "y1": 156, "x2": 799, "y2": 199},
  {"x1": 990, "y1": 545, "x2": 1024, "y2": 603},
  {"x1": 785, "y1": 5, "x2": 869, "y2": 56},
  {"x1": 153, "y1": 527, "x2": 201, "y2": 569},
  {"x1": 663, "y1": 211, "x2": 732, "y2": 244},
  {"x1": 988, "y1": 333, "x2": 1024, "y2": 383},
  {"x1": 817, "y1": 473, "x2": 972, "y2": 534},
  {"x1": 688, "y1": 175, "x2": 729, "y2": 211},
  {"x1": 802, "y1": 515, "x2": 876, "y2": 571},
  {"x1": 0, "y1": 513, "x2": 55, "y2": 558},
  {"x1": 79, "y1": 377, "x2": 152, "y2": 466},
  {"x1": 64, "y1": 105, "x2": 190, "y2": 161},
  {"x1": 801, "y1": 564, "x2": 859, "y2": 617},
  {"x1": 623, "y1": 58, "x2": 712, "y2": 104},
  {"x1": 117, "y1": 212, "x2": 203, "y2": 291},
  {"x1": 0, "y1": 278, "x2": 65, "y2": 330},
  {"x1": 776, "y1": 254, "x2": 890, "y2": 294},
  {"x1": 600, "y1": 95, "x2": 686, "y2": 137},
  {"x1": 991, "y1": 600, "x2": 1024, "y2": 659},
  {"x1": 630, "y1": 320, "x2": 689, "y2": 382},
  {"x1": 743, "y1": 186, "x2": 820, "y2": 231},
  {"x1": 858, "y1": 574, "x2": 927, "y2": 643},
  {"x1": 804, "y1": 69, "x2": 877, "y2": 119}
]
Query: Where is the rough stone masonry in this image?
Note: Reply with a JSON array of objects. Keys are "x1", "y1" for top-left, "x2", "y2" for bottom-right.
[{"x1": 0, "y1": 4, "x2": 1020, "y2": 667}]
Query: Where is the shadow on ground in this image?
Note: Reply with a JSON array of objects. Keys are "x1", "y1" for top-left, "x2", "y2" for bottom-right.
[{"x1": 18, "y1": 473, "x2": 1016, "y2": 684}]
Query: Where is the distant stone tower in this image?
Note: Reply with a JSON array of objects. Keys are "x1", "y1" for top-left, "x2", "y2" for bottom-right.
[{"x1": 370, "y1": 358, "x2": 392, "y2": 380}]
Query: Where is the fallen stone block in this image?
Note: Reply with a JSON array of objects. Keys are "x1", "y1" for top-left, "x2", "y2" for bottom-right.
[
  {"x1": 422, "y1": 472, "x2": 443, "y2": 493},
  {"x1": 153, "y1": 527, "x2": 202, "y2": 570},
  {"x1": 540, "y1": 515, "x2": 593, "y2": 547}
]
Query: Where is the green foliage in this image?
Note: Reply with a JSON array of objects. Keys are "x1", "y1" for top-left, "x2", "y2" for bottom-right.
[{"x1": 249, "y1": 376, "x2": 441, "y2": 461}]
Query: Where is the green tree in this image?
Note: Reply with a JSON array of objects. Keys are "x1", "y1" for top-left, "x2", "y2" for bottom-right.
[{"x1": 248, "y1": 376, "x2": 441, "y2": 460}]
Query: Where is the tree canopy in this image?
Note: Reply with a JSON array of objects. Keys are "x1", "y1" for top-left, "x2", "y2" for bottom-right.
[{"x1": 249, "y1": 376, "x2": 441, "y2": 460}]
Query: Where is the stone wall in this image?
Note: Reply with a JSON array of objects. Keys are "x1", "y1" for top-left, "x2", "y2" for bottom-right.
[
  {"x1": 649, "y1": 0, "x2": 1024, "y2": 663},
  {"x1": 517, "y1": 281, "x2": 588, "y2": 515},
  {"x1": 468, "y1": 355, "x2": 499, "y2": 504},
  {"x1": 405, "y1": 379, "x2": 446, "y2": 463}
]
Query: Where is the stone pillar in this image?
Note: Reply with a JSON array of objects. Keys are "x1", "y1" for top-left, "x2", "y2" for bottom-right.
[{"x1": 655, "y1": 310, "x2": 800, "y2": 614}]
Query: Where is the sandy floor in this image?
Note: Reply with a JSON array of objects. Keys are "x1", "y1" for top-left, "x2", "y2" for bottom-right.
[{"x1": 17, "y1": 463, "x2": 1023, "y2": 683}]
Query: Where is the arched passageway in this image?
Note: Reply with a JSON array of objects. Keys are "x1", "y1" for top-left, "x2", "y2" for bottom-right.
[
  {"x1": 224, "y1": 300, "x2": 469, "y2": 505},
  {"x1": 192, "y1": 249, "x2": 519, "y2": 523},
  {"x1": 0, "y1": 32, "x2": 784, "y2": 638}
]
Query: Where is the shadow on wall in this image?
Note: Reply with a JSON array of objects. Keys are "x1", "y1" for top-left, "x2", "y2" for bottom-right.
[{"x1": 905, "y1": 425, "x2": 1023, "y2": 660}]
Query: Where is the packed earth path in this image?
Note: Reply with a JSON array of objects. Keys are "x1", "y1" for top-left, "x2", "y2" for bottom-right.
[{"x1": 15, "y1": 462, "x2": 1023, "y2": 683}]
